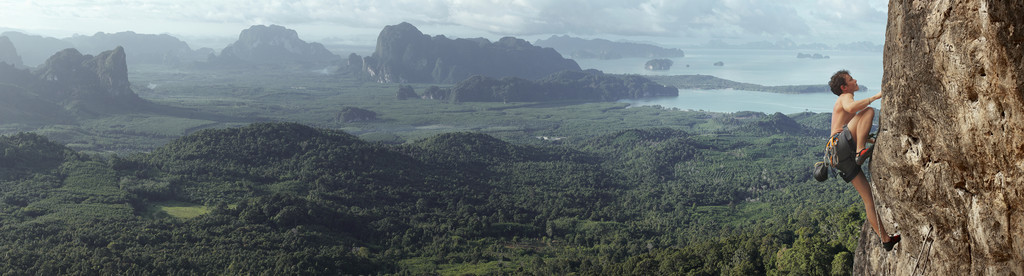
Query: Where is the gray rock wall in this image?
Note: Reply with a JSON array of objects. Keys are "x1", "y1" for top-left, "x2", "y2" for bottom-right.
[{"x1": 854, "y1": 0, "x2": 1024, "y2": 274}]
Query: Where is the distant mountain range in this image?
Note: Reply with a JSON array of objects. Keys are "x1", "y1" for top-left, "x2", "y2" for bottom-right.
[
  {"x1": 701, "y1": 39, "x2": 883, "y2": 52},
  {"x1": 533, "y1": 35, "x2": 685, "y2": 60},
  {"x1": 2, "y1": 31, "x2": 211, "y2": 67},
  {"x1": 2, "y1": 26, "x2": 343, "y2": 69},
  {"x1": 63, "y1": 31, "x2": 211, "y2": 66},
  {"x1": 348, "y1": 22, "x2": 581, "y2": 84},
  {"x1": 1, "y1": 25, "x2": 882, "y2": 72},
  {"x1": 1, "y1": 31, "x2": 73, "y2": 67}
]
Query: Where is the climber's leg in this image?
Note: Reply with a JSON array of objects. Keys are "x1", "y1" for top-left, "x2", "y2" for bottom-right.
[
  {"x1": 847, "y1": 107, "x2": 875, "y2": 153},
  {"x1": 851, "y1": 172, "x2": 890, "y2": 242}
]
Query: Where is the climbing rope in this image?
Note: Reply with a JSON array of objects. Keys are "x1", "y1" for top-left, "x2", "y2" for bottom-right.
[{"x1": 814, "y1": 133, "x2": 841, "y2": 180}]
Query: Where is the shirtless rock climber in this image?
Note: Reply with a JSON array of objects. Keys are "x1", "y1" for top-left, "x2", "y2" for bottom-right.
[{"x1": 827, "y1": 69, "x2": 900, "y2": 251}]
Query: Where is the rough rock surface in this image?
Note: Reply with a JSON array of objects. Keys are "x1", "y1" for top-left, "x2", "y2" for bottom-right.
[
  {"x1": 854, "y1": 0, "x2": 1024, "y2": 275},
  {"x1": 353, "y1": 22, "x2": 580, "y2": 84}
]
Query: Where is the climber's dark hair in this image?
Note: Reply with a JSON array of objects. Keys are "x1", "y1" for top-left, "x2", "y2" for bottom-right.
[{"x1": 829, "y1": 70, "x2": 850, "y2": 96}]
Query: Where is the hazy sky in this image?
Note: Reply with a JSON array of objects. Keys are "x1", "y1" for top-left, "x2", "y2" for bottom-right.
[{"x1": 1, "y1": 0, "x2": 888, "y2": 49}]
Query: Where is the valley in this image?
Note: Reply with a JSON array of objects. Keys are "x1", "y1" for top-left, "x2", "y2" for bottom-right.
[{"x1": 0, "y1": 22, "x2": 867, "y2": 275}]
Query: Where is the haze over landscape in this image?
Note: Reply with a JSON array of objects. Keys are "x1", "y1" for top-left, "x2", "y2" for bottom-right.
[
  {"x1": 2, "y1": 0, "x2": 888, "y2": 49},
  {"x1": 0, "y1": 1, "x2": 931, "y2": 275}
]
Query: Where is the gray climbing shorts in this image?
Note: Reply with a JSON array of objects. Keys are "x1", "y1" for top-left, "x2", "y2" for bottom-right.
[{"x1": 828, "y1": 125, "x2": 861, "y2": 182}]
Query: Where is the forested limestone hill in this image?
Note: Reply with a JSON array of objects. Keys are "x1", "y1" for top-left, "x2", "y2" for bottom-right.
[
  {"x1": 211, "y1": 25, "x2": 340, "y2": 67},
  {"x1": 0, "y1": 46, "x2": 145, "y2": 124},
  {"x1": 349, "y1": 22, "x2": 581, "y2": 84}
]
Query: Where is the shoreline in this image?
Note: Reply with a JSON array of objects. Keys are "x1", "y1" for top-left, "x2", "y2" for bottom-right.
[{"x1": 645, "y1": 74, "x2": 867, "y2": 94}]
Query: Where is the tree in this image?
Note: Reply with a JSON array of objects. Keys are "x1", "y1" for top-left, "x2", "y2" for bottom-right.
[
  {"x1": 830, "y1": 252, "x2": 853, "y2": 276},
  {"x1": 338, "y1": 107, "x2": 377, "y2": 122},
  {"x1": 774, "y1": 229, "x2": 832, "y2": 275},
  {"x1": 645, "y1": 59, "x2": 673, "y2": 71},
  {"x1": 396, "y1": 85, "x2": 418, "y2": 100}
]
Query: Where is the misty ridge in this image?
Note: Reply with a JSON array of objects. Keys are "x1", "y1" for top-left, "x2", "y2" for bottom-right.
[
  {"x1": 0, "y1": 20, "x2": 875, "y2": 151},
  {"x1": 0, "y1": 21, "x2": 878, "y2": 110},
  {"x1": 1, "y1": 21, "x2": 882, "y2": 69},
  {"x1": 0, "y1": 22, "x2": 685, "y2": 126}
]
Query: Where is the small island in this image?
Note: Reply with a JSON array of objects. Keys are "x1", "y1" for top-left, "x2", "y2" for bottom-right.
[
  {"x1": 645, "y1": 59, "x2": 673, "y2": 71},
  {"x1": 797, "y1": 52, "x2": 830, "y2": 59},
  {"x1": 713, "y1": 61, "x2": 724, "y2": 66}
]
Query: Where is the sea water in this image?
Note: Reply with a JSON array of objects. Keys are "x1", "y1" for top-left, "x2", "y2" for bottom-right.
[{"x1": 578, "y1": 48, "x2": 883, "y2": 114}]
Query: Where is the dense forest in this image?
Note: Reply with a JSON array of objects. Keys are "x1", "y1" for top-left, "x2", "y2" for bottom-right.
[{"x1": 0, "y1": 118, "x2": 865, "y2": 275}]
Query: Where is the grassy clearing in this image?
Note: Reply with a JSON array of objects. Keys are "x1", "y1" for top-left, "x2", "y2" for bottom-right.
[
  {"x1": 436, "y1": 260, "x2": 511, "y2": 275},
  {"x1": 152, "y1": 201, "x2": 211, "y2": 219}
]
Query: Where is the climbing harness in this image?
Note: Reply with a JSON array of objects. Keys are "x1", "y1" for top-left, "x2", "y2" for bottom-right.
[
  {"x1": 824, "y1": 132, "x2": 841, "y2": 167},
  {"x1": 813, "y1": 133, "x2": 842, "y2": 182}
]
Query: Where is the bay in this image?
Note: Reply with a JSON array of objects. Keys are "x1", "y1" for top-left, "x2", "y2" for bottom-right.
[
  {"x1": 576, "y1": 48, "x2": 884, "y2": 114},
  {"x1": 619, "y1": 89, "x2": 871, "y2": 114}
]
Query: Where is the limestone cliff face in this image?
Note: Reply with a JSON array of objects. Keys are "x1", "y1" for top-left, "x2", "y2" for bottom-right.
[
  {"x1": 33, "y1": 46, "x2": 144, "y2": 115},
  {"x1": 36, "y1": 47, "x2": 134, "y2": 97},
  {"x1": 355, "y1": 22, "x2": 581, "y2": 84},
  {"x1": 854, "y1": 0, "x2": 1024, "y2": 275}
]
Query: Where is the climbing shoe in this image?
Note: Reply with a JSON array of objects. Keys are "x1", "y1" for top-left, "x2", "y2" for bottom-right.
[
  {"x1": 856, "y1": 145, "x2": 874, "y2": 165},
  {"x1": 882, "y1": 234, "x2": 901, "y2": 251}
]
